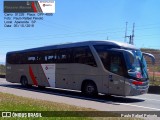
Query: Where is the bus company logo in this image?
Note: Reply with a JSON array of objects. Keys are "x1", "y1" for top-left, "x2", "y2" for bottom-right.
[
  {"x1": 2, "y1": 112, "x2": 11, "y2": 117},
  {"x1": 43, "y1": 4, "x2": 52, "y2": 7}
]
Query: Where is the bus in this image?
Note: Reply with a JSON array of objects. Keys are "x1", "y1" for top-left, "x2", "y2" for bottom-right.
[{"x1": 6, "y1": 40, "x2": 155, "y2": 96}]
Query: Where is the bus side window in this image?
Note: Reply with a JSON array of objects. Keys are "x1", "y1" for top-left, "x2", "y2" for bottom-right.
[
  {"x1": 53, "y1": 51, "x2": 58, "y2": 63},
  {"x1": 27, "y1": 51, "x2": 40, "y2": 64},
  {"x1": 73, "y1": 47, "x2": 97, "y2": 67},
  {"x1": 28, "y1": 56, "x2": 36, "y2": 64},
  {"x1": 47, "y1": 55, "x2": 54, "y2": 63},
  {"x1": 44, "y1": 50, "x2": 57, "y2": 63},
  {"x1": 19, "y1": 54, "x2": 27, "y2": 64},
  {"x1": 109, "y1": 53, "x2": 125, "y2": 76},
  {"x1": 7, "y1": 53, "x2": 20, "y2": 64},
  {"x1": 58, "y1": 49, "x2": 68, "y2": 63}
]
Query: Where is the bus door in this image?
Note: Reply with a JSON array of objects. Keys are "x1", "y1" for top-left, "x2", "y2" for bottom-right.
[{"x1": 107, "y1": 51, "x2": 126, "y2": 96}]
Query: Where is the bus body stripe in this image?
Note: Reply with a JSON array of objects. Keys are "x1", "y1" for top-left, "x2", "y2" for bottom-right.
[
  {"x1": 31, "y1": 2, "x2": 37, "y2": 13},
  {"x1": 29, "y1": 66, "x2": 38, "y2": 86}
]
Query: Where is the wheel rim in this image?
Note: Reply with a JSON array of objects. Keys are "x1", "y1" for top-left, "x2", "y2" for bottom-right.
[
  {"x1": 86, "y1": 85, "x2": 95, "y2": 94},
  {"x1": 87, "y1": 86, "x2": 94, "y2": 93}
]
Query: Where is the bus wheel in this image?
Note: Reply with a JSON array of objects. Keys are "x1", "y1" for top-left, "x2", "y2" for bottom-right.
[
  {"x1": 20, "y1": 76, "x2": 29, "y2": 87},
  {"x1": 83, "y1": 82, "x2": 98, "y2": 96}
]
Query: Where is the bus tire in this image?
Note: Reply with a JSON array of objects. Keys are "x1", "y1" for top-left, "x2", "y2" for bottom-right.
[
  {"x1": 82, "y1": 81, "x2": 98, "y2": 96},
  {"x1": 20, "y1": 76, "x2": 29, "y2": 87}
]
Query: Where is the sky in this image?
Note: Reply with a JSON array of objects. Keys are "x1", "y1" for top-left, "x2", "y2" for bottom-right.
[{"x1": 0, "y1": 0, "x2": 160, "y2": 62}]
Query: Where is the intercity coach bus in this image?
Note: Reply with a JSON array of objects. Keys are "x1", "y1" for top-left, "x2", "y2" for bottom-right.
[{"x1": 6, "y1": 41, "x2": 155, "y2": 96}]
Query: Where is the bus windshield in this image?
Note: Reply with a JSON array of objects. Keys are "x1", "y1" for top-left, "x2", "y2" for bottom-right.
[{"x1": 125, "y1": 50, "x2": 148, "y2": 80}]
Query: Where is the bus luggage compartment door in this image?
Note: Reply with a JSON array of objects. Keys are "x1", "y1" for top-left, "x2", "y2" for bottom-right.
[{"x1": 108, "y1": 74, "x2": 125, "y2": 96}]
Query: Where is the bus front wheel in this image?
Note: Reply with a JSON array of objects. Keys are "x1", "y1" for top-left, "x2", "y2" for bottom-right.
[{"x1": 82, "y1": 81, "x2": 98, "y2": 96}]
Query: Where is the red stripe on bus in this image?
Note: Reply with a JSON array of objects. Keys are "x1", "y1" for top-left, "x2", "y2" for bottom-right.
[
  {"x1": 29, "y1": 66, "x2": 38, "y2": 86},
  {"x1": 31, "y1": 2, "x2": 37, "y2": 13}
]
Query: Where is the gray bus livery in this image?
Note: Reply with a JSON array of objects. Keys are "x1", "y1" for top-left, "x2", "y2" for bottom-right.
[{"x1": 6, "y1": 41, "x2": 155, "y2": 96}]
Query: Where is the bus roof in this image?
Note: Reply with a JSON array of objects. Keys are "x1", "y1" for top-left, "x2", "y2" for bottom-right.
[{"x1": 7, "y1": 40, "x2": 139, "y2": 54}]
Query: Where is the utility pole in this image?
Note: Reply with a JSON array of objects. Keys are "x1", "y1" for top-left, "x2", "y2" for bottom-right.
[
  {"x1": 131, "y1": 23, "x2": 135, "y2": 45},
  {"x1": 124, "y1": 22, "x2": 135, "y2": 45},
  {"x1": 124, "y1": 22, "x2": 128, "y2": 42}
]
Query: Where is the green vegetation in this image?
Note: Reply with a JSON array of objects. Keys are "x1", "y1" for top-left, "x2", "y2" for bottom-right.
[
  {"x1": 149, "y1": 76, "x2": 160, "y2": 86},
  {"x1": 153, "y1": 66, "x2": 160, "y2": 72},
  {"x1": 0, "y1": 92, "x2": 141, "y2": 120},
  {"x1": 0, "y1": 64, "x2": 5, "y2": 75}
]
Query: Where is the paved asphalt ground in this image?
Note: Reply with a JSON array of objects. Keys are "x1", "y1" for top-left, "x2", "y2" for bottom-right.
[{"x1": 0, "y1": 78, "x2": 160, "y2": 114}]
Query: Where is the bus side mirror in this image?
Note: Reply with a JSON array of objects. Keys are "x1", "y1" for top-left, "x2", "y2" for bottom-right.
[{"x1": 142, "y1": 52, "x2": 155, "y2": 65}]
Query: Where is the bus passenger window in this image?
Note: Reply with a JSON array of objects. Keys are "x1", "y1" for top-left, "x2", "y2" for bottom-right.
[
  {"x1": 110, "y1": 55, "x2": 124, "y2": 76},
  {"x1": 28, "y1": 56, "x2": 36, "y2": 63},
  {"x1": 73, "y1": 47, "x2": 97, "y2": 67},
  {"x1": 57, "y1": 49, "x2": 70, "y2": 63}
]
